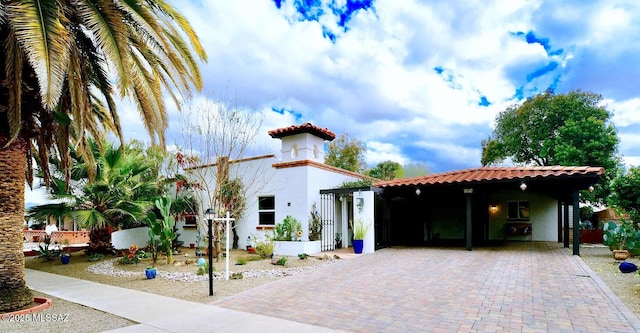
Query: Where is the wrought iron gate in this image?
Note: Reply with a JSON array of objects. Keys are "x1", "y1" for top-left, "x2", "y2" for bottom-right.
[{"x1": 320, "y1": 193, "x2": 336, "y2": 251}]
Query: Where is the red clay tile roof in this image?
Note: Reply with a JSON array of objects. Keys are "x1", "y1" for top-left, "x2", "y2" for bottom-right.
[
  {"x1": 268, "y1": 123, "x2": 336, "y2": 141},
  {"x1": 375, "y1": 166, "x2": 605, "y2": 188}
]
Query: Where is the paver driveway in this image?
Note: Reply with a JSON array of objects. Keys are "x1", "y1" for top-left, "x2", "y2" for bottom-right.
[{"x1": 214, "y1": 242, "x2": 640, "y2": 332}]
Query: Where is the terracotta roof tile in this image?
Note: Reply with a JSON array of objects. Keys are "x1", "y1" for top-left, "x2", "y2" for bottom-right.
[
  {"x1": 268, "y1": 123, "x2": 336, "y2": 141},
  {"x1": 375, "y1": 166, "x2": 605, "y2": 188}
]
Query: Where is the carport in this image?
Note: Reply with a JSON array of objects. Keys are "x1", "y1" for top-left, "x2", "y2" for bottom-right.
[{"x1": 375, "y1": 166, "x2": 604, "y2": 255}]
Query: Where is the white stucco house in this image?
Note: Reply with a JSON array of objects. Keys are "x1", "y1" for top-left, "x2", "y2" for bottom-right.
[
  {"x1": 169, "y1": 122, "x2": 604, "y2": 257},
  {"x1": 177, "y1": 123, "x2": 375, "y2": 254}
]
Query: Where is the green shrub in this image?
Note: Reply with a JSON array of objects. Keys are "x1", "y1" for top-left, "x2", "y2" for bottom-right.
[
  {"x1": 276, "y1": 257, "x2": 287, "y2": 266},
  {"x1": 250, "y1": 234, "x2": 274, "y2": 259},
  {"x1": 308, "y1": 203, "x2": 322, "y2": 241},
  {"x1": 603, "y1": 219, "x2": 640, "y2": 251},
  {"x1": 274, "y1": 216, "x2": 302, "y2": 241},
  {"x1": 87, "y1": 253, "x2": 105, "y2": 262},
  {"x1": 255, "y1": 241, "x2": 274, "y2": 259},
  {"x1": 196, "y1": 262, "x2": 214, "y2": 275}
]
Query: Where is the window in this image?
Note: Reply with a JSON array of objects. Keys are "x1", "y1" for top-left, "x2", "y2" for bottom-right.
[
  {"x1": 507, "y1": 201, "x2": 530, "y2": 220},
  {"x1": 258, "y1": 196, "x2": 275, "y2": 225},
  {"x1": 184, "y1": 215, "x2": 197, "y2": 226}
]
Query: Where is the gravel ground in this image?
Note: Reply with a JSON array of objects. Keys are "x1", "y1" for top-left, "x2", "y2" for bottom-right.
[
  {"x1": 11, "y1": 244, "x2": 640, "y2": 332},
  {"x1": 23, "y1": 248, "x2": 339, "y2": 303},
  {"x1": 579, "y1": 244, "x2": 640, "y2": 316},
  {"x1": 0, "y1": 291, "x2": 134, "y2": 333}
]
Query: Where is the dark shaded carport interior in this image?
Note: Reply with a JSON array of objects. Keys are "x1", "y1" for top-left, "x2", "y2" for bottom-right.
[{"x1": 375, "y1": 168, "x2": 603, "y2": 254}]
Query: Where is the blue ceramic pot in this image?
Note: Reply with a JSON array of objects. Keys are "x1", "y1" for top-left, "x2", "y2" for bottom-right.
[
  {"x1": 145, "y1": 268, "x2": 157, "y2": 279},
  {"x1": 353, "y1": 239, "x2": 364, "y2": 254}
]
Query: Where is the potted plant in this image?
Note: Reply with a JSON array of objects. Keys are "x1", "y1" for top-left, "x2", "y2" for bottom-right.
[
  {"x1": 60, "y1": 239, "x2": 71, "y2": 264},
  {"x1": 145, "y1": 265, "x2": 157, "y2": 279},
  {"x1": 350, "y1": 219, "x2": 370, "y2": 254},
  {"x1": 603, "y1": 219, "x2": 639, "y2": 260}
]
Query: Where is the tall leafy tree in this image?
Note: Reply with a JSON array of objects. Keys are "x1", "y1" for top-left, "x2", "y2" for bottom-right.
[
  {"x1": 325, "y1": 133, "x2": 367, "y2": 173},
  {"x1": 403, "y1": 162, "x2": 431, "y2": 177},
  {"x1": 368, "y1": 160, "x2": 404, "y2": 180},
  {"x1": 481, "y1": 90, "x2": 620, "y2": 203},
  {"x1": 609, "y1": 167, "x2": 640, "y2": 223},
  {"x1": 0, "y1": 1, "x2": 206, "y2": 311}
]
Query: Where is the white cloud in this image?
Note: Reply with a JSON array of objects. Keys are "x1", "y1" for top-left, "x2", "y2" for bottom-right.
[
  {"x1": 609, "y1": 98, "x2": 640, "y2": 127},
  {"x1": 137, "y1": 0, "x2": 640, "y2": 174},
  {"x1": 365, "y1": 141, "x2": 409, "y2": 166}
]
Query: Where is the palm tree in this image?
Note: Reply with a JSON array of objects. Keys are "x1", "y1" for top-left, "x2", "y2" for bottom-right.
[
  {"x1": 74, "y1": 140, "x2": 162, "y2": 230},
  {"x1": 0, "y1": 1, "x2": 206, "y2": 311}
]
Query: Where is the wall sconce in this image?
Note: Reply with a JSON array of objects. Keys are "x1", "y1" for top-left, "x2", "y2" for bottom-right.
[
  {"x1": 415, "y1": 188, "x2": 421, "y2": 196},
  {"x1": 520, "y1": 182, "x2": 527, "y2": 191},
  {"x1": 356, "y1": 197, "x2": 364, "y2": 212},
  {"x1": 490, "y1": 205, "x2": 498, "y2": 213}
]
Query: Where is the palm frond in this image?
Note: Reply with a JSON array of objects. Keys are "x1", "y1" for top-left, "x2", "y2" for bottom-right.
[
  {"x1": 72, "y1": 0, "x2": 130, "y2": 96},
  {"x1": 148, "y1": 0, "x2": 207, "y2": 61},
  {"x1": 7, "y1": 0, "x2": 72, "y2": 109},
  {"x1": 4, "y1": 30, "x2": 23, "y2": 144},
  {"x1": 72, "y1": 209, "x2": 109, "y2": 229}
]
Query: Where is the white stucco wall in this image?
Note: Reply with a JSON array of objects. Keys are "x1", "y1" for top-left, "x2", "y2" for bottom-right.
[
  {"x1": 353, "y1": 190, "x2": 375, "y2": 253},
  {"x1": 280, "y1": 133, "x2": 326, "y2": 163},
  {"x1": 187, "y1": 153, "x2": 364, "y2": 251},
  {"x1": 488, "y1": 190, "x2": 558, "y2": 241}
]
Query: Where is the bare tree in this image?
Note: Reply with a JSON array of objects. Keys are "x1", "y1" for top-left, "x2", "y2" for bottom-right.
[{"x1": 178, "y1": 92, "x2": 271, "y2": 259}]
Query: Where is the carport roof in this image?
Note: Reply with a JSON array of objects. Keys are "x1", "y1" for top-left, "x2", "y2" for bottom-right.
[{"x1": 375, "y1": 166, "x2": 605, "y2": 188}]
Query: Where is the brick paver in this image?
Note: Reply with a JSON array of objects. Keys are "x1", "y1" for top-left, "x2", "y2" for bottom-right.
[{"x1": 214, "y1": 242, "x2": 640, "y2": 332}]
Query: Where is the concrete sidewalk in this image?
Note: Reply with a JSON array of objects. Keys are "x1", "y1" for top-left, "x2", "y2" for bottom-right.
[{"x1": 25, "y1": 269, "x2": 340, "y2": 333}]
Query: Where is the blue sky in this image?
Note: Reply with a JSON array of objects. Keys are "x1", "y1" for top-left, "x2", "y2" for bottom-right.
[{"x1": 24, "y1": 0, "x2": 640, "y2": 203}]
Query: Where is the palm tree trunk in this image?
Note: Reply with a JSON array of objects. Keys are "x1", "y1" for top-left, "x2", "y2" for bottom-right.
[{"x1": 0, "y1": 137, "x2": 33, "y2": 311}]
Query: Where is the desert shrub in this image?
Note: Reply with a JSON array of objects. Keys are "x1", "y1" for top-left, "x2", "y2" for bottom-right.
[
  {"x1": 276, "y1": 257, "x2": 287, "y2": 266},
  {"x1": 274, "y1": 215, "x2": 302, "y2": 241},
  {"x1": 86, "y1": 227, "x2": 115, "y2": 255},
  {"x1": 249, "y1": 234, "x2": 274, "y2": 259},
  {"x1": 36, "y1": 235, "x2": 60, "y2": 261},
  {"x1": 308, "y1": 203, "x2": 322, "y2": 241},
  {"x1": 118, "y1": 245, "x2": 142, "y2": 265},
  {"x1": 87, "y1": 253, "x2": 105, "y2": 262}
]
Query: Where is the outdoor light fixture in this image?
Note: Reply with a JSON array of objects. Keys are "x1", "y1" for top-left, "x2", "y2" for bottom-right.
[
  {"x1": 520, "y1": 182, "x2": 527, "y2": 191},
  {"x1": 204, "y1": 208, "x2": 216, "y2": 296},
  {"x1": 356, "y1": 197, "x2": 364, "y2": 211},
  {"x1": 490, "y1": 205, "x2": 498, "y2": 213},
  {"x1": 415, "y1": 188, "x2": 421, "y2": 196},
  {"x1": 588, "y1": 185, "x2": 595, "y2": 192}
]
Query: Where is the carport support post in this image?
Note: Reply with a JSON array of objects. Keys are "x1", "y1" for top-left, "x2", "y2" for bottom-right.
[
  {"x1": 557, "y1": 202, "x2": 562, "y2": 243},
  {"x1": 563, "y1": 203, "x2": 570, "y2": 248},
  {"x1": 572, "y1": 190, "x2": 580, "y2": 256},
  {"x1": 465, "y1": 190, "x2": 472, "y2": 251}
]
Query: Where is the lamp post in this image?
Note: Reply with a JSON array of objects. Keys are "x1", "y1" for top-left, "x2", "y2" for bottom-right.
[{"x1": 204, "y1": 208, "x2": 216, "y2": 296}]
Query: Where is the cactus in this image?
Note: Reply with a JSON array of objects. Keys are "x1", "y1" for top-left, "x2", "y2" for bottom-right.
[{"x1": 145, "y1": 196, "x2": 177, "y2": 264}]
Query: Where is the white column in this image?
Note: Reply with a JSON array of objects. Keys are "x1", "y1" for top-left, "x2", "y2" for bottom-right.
[
  {"x1": 341, "y1": 196, "x2": 348, "y2": 249},
  {"x1": 354, "y1": 191, "x2": 375, "y2": 253}
]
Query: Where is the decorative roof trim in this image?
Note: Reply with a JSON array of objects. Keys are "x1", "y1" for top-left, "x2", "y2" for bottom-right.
[
  {"x1": 268, "y1": 123, "x2": 336, "y2": 141},
  {"x1": 375, "y1": 166, "x2": 605, "y2": 188},
  {"x1": 272, "y1": 159, "x2": 370, "y2": 179},
  {"x1": 185, "y1": 154, "x2": 276, "y2": 171}
]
